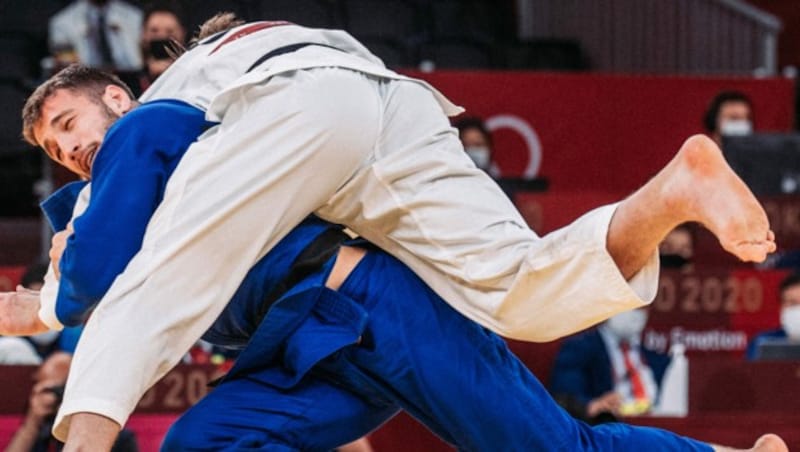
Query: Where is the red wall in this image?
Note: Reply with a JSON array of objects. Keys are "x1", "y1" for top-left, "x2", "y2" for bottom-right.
[{"x1": 406, "y1": 71, "x2": 794, "y2": 193}]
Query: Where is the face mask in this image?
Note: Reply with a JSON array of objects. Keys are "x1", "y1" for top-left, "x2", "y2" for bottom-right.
[
  {"x1": 660, "y1": 254, "x2": 691, "y2": 269},
  {"x1": 606, "y1": 309, "x2": 649, "y2": 339},
  {"x1": 720, "y1": 119, "x2": 752, "y2": 137},
  {"x1": 28, "y1": 329, "x2": 59, "y2": 346},
  {"x1": 780, "y1": 305, "x2": 800, "y2": 340},
  {"x1": 465, "y1": 146, "x2": 491, "y2": 170}
]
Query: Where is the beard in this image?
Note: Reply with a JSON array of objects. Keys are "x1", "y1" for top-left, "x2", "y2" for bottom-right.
[{"x1": 100, "y1": 101, "x2": 122, "y2": 131}]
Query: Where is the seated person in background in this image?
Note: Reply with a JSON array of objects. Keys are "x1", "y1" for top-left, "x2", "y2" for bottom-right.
[
  {"x1": 0, "y1": 337, "x2": 42, "y2": 365},
  {"x1": 453, "y1": 115, "x2": 528, "y2": 198},
  {"x1": 703, "y1": 90, "x2": 754, "y2": 148},
  {"x1": 549, "y1": 307, "x2": 670, "y2": 424},
  {"x1": 5, "y1": 351, "x2": 138, "y2": 452},
  {"x1": 135, "y1": 3, "x2": 187, "y2": 95},
  {"x1": 453, "y1": 116, "x2": 494, "y2": 174},
  {"x1": 746, "y1": 272, "x2": 800, "y2": 360},
  {"x1": 48, "y1": 0, "x2": 143, "y2": 72},
  {"x1": 658, "y1": 223, "x2": 694, "y2": 271}
]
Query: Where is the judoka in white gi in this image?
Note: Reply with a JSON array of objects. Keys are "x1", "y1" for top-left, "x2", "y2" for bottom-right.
[{"x1": 2, "y1": 14, "x2": 784, "y2": 452}]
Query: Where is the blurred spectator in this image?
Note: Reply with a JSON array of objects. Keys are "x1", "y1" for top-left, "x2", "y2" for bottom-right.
[
  {"x1": 0, "y1": 338, "x2": 42, "y2": 365},
  {"x1": 703, "y1": 90, "x2": 754, "y2": 147},
  {"x1": 549, "y1": 308, "x2": 670, "y2": 424},
  {"x1": 136, "y1": 3, "x2": 186, "y2": 94},
  {"x1": 183, "y1": 339, "x2": 238, "y2": 378},
  {"x1": 658, "y1": 224, "x2": 694, "y2": 271},
  {"x1": 48, "y1": 0, "x2": 143, "y2": 72},
  {"x1": 746, "y1": 272, "x2": 800, "y2": 360},
  {"x1": 454, "y1": 116, "x2": 493, "y2": 173},
  {"x1": 5, "y1": 352, "x2": 139, "y2": 452}
]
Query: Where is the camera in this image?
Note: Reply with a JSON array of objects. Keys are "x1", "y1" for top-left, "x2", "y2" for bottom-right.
[{"x1": 43, "y1": 385, "x2": 65, "y2": 406}]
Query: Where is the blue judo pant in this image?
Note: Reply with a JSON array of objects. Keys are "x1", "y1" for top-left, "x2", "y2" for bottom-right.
[{"x1": 163, "y1": 250, "x2": 712, "y2": 451}]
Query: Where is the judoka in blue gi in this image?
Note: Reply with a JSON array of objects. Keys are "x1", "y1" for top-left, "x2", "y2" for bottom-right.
[{"x1": 13, "y1": 64, "x2": 783, "y2": 452}]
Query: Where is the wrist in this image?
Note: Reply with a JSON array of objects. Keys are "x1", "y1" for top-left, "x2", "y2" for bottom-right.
[{"x1": 21, "y1": 414, "x2": 44, "y2": 430}]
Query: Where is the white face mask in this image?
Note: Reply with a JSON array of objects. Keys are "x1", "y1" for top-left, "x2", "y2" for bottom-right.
[
  {"x1": 465, "y1": 146, "x2": 491, "y2": 170},
  {"x1": 28, "y1": 329, "x2": 59, "y2": 346},
  {"x1": 720, "y1": 119, "x2": 752, "y2": 137},
  {"x1": 780, "y1": 305, "x2": 800, "y2": 340},
  {"x1": 606, "y1": 309, "x2": 649, "y2": 340}
]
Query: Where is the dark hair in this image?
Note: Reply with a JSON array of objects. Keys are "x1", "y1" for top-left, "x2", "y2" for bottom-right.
[
  {"x1": 143, "y1": 1, "x2": 186, "y2": 30},
  {"x1": 453, "y1": 116, "x2": 492, "y2": 146},
  {"x1": 20, "y1": 262, "x2": 48, "y2": 288},
  {"x1": 22, "y1": 65, "x2": 135, "y2": 146},
  {"x1": 703, "y1": 90, "x2": 753, "y2": 133},
  {"x1": 780, "y1": 272, "x2": 800, "y2": 298}
]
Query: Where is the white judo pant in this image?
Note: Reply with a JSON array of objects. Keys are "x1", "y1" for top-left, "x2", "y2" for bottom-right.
[{"x1": 56, "y1": 67, "x2": 658, "y2": 436}]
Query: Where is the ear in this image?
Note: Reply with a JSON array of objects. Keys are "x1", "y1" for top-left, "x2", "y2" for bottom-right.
[{"x1": 101, "y1": 85, "x2": 134, "y2": 116}]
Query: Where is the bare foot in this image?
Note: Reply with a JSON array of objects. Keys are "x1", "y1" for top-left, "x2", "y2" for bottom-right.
[
  {"x1": 712, "y1": 433, "x2": 789, "y2": 452},
  {"x1": 659, "y1": 135, "x2": 776, "y2": 262}
]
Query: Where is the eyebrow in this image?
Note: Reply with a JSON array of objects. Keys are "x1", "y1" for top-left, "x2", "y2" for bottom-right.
[{"x1": 49, "y1": 108, "x2": 74, "y2": 129}]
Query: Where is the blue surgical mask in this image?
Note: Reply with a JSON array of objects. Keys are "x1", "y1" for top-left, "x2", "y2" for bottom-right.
[
  {"x1": 465, "y1": 146, "x2": 491, "y2": 170},
  {"x1": 606, "y1": 309, "x2": 649, "y2": 339},
  {"x1": 780, "y1": 305, "x2": 800, "y2": 340}
]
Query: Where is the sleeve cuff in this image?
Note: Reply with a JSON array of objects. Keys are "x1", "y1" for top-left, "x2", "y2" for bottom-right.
[
  {"x1": 591, "y1": 202, "x2": 660, "y2": 306},
  {"x1": 52, "y1": 397, "x2": 128, "y2": 442},
  {"x1": 37, "y1": 263, "x2": 64, "y2": 331}
]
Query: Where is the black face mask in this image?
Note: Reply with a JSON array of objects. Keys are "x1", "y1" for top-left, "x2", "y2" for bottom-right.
[
  {"x1": 660, "y1": 254, "x2": 691, "y2": 269},
  {"x1": 148, "y1": 39, "x2": 173, "y2": 60}
]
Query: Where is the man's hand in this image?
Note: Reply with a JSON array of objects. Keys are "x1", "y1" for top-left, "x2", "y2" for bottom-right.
[
  {"x1": 586, "y1": 391, "x2": 622, "y2": 418},
  {"x1": 27, "y1": 381, "x2": 61, "y2": 425},
  {"x1": 0, "y1": 289, "x2": 49, "y2": 336},
  {"x1": 49, "y1": 222, "x2": 73, "y2": 280}
]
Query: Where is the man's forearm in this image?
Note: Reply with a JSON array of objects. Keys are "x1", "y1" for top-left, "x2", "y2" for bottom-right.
[{"x1": 63, "y1": 412, "x2": 120, "y2": 452}]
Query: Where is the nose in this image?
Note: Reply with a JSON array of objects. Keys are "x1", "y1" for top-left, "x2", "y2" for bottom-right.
[{"x1": 57, "y1": 134, "x2": 82, "y2": 160}]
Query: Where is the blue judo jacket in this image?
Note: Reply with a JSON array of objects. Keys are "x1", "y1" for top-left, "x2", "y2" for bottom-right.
[{"x1": 41, "y1": 100, "x2": 348, "y2": 351}]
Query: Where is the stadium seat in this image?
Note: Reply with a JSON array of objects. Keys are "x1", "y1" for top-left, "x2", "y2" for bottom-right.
[
  {"x1": 342, "y1": 0, "x2": 422, "y2": 42},
  {"x1": 0, "y1": 0, "x2": 65, "y2": 39},
  {"x1": 502, "y1": 39, "x2": 590, "y2": 71},
  {"x1": 424, "y1": 0, "x2": 515, "y2": 44},
  {"x1": 354, "y1": 37, "x2": 413, "y2": 69},
  {"x1": 256, "y1": 0, "x2": 343, "y2": 28},
  {"x1": 418, "y1": 39, "x2": 495, "y2": 70},
  {"x1": 0, "y1": 32, "x2": 47, "y2": 81},
  {"x1": 0, "y1": 81, "x2": 32, "y2": 154}
]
